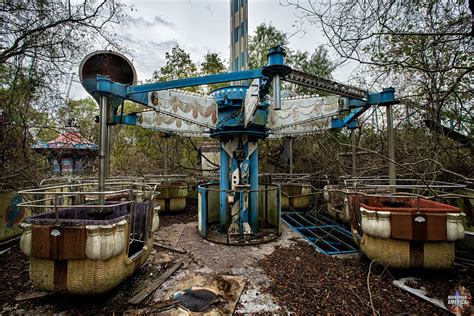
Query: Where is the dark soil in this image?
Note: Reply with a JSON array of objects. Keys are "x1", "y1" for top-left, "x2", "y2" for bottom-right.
[
  {"x1": 258, "y1": 239, "x2": 473, "y2": 315},
  {"x1": 393, "y1": 265, "x2": 474, "y2": 312},
  {"x1": 0, "y1": 198, "x2": 197, "y2": 314},
  {"x1": 0, "y1": 244, "x2": 30, "y2": 307},
  {"x1": 2, "y1": 197, "x2": 472, "y2": 314},
  {"x1": 159, "y1": 198, "x2": 198, "y2": 227},
  {"x1": 0, "y1": 244, "x2": 170, "y2": 314}
]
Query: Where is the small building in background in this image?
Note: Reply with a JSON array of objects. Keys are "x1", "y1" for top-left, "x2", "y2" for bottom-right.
[
  {"x1": 200, "y1": 139, "x2": 220, "y2": 175},
  {"x1": 32, "y1": 119, "x2": 98, "y2": 175}
]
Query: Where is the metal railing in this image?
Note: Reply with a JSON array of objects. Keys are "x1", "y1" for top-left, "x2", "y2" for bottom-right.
[
  {"x1": 18, "y1": 182, "x2": 157, "y2": 260},
  {"x1": 197, "y1": 183, "x2": 281, "y2": 245}
]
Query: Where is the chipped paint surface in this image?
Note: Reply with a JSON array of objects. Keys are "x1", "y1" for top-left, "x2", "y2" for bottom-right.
[{"x1": 268, "y1": 96, "x2": 340, "y2": 137}]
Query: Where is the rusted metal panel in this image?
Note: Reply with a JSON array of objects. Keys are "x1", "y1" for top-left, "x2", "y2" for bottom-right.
[
  {"x1": 390, "y1": 213, "x2": 413, "y2": 240},
  {"x1": 391, "y1": 213, "x2": 448, "y2": 241},
  {"x1": 31, "y1": 225, "x2": 53, "y2": 259},
  {"x1": 412, "y1": 214, "x2": 428, "y2": 241},
  {"x1": 426, "y1": 214, "x2": 447, "y2": 241},
  {"x1": 31, "y1": 225, "x2": 86, "y2": 260},
  {"x1": 53, "y1": 260, "x2": 68, "y2": 293},
  {"x1": 409, "y1": 241, "x2": 424, "y2": 267},
  {"x1": 61, "y1": 226, "x2": 87, "y2": 259}
]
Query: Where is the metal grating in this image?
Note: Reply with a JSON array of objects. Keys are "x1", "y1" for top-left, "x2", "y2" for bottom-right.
[{"x1": 282, "y1": 212, "x2": 359, "y2": 255}]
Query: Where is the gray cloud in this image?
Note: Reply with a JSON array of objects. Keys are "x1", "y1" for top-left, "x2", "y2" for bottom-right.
[
  {"x1": 186, "y1": 0, "x2": 213, "y2": 14},
  {"x1": 129, "y1": 15, "x2": 174, "y2": 29},
  {"x1": 149, "y1": 40, "x2": 178, "y2": 50},
  {"x1": 117, "y1": 33, "x2": 140, "y2": 45},
  {"x1": 126, "y1": 39, "x2": 181, "y2": 81},
  {"x1": 153, "y1": 16, "x2": 174, "y2": 27}
]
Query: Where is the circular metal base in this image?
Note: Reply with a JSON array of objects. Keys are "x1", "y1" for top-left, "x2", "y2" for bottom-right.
[
  {"x1": 210, "y1": 129, "x2": 268, "y2": 140},
  {"x1": 203, "y1": 223, "x2": 280, "y2": 246}
]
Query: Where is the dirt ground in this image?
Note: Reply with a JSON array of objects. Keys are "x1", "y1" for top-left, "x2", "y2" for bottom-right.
[
  {"x1": 258, "y1": 241, "x2": 474, "y2": 314},
  {"x1": 1, "y1": 199, "x2": 473, "y2": 314}
]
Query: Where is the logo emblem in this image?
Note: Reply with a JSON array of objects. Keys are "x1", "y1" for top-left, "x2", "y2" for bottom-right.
[{"x1": 447, "y1": 286, "x2": 472, "y2": 314}]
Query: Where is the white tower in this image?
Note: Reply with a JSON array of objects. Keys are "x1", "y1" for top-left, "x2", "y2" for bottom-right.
[{"x1": 230, "y1": 0, "x2": 248, "y2": 72}]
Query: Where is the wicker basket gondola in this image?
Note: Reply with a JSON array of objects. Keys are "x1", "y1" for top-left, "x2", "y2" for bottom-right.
[{"x1": 20, "y1": 202, "x2": 157, "y2": 294}]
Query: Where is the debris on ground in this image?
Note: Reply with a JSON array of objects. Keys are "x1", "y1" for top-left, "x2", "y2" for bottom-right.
[
  {"x1": 129, "y1": 261, "x2": 184, "y2": 305},
  {"x1": 159, "y1": 198, "x2": 197, "y2": 228},
  {"x1": 1, "y1": 198, "x2": 472, "y2": 314},
  {"x1": 258, "y1": 238, "x2": 473, "y2": 314},
  {"x1": 393, "y1": 278, "x2": 449, "y2": 312},
  {"x1": 153, "y1": 242, "x2": 187, "y2": 254}
]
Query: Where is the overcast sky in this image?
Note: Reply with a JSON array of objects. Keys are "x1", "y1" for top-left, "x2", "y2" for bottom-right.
[{"x1": 70, "y1": 0, "x2": 357, "y2": 99}]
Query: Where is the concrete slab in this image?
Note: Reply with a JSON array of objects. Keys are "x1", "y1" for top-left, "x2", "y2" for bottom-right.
[
  {"x1": 152, "y1": 221, "x2": 301, "y2": 313},
  {"x1": 155, "y1": 223, "x2": 187, "y2": 247},
  {"x1": 162, "y1": 273, "x2": 246, "y2": 314}
]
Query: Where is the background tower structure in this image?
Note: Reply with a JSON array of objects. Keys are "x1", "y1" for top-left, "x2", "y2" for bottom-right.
[
  {"x1": 32, "y1": 120, "x2": 98, "y2": 175},
  {"x1": 78, "y1": 2, "x2": 396, "y2": 244},
  {"x1": 230, "y1": 0, "x2": 248, "y2": 72}
]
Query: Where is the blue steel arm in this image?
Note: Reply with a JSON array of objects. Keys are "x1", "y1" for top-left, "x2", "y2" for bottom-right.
[
  {"x1": 113, "y1": 113, "x2": 137, "y2": 125},
  {"x1": 128, "y1": 69, "x2": 263, "y2": 95},
  {"x1": 88, "y1": 68, "x2": 264, "y2": 110},
  {"x1": 92, "y1": 69, "x2": 263, "y2": 105},
  {"x1": 330, "y1": 107, "x2": 368, "y2": 129},
  {"x1": 331, "y1": 87, "x2": 398, "y2": 129}
]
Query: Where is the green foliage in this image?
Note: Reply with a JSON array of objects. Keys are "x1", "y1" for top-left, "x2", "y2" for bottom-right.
[
  {"x1": 248, "y1": 23, "x2": 289, "y2": 69},
  {"x1": 153, "y1": 45, "x2": 198, "y2": 81},
  {"x1": 288, "y1": 46, "x2": 337, "y2": 95},
  {"x1": 0, "y1": 64, "x2": 50, "y2": 189},
  {"x1": 152, "y1": 45, "x2": 199, "y2": 93},
  {"x1": 200, "y1": 52, "x2": 228, "y2": 92},
  {"x1": 110, "y1": 100, "x2": 161, "y2": 174},
  {"x1": 201, "y1": 52, "x2": 226, "y2": 75},
  {"x1": 151, "y1": 46, "x2": 228, "y2": 94},
  {"x1": 110, "y1": 125, "x2": 164, "y2": 175},
  {"x1": 35, "y1": 116, "x2": 59, "y2": 142},
  {"x1": 290, "y1": 46, "x2": 336, "y2": 79},
  {"x1": 287, "y1": 50, "x2": 309, "y2": 70},
  {"x1": 55, "y1": 98, "x2": 99, "y2": 142}
]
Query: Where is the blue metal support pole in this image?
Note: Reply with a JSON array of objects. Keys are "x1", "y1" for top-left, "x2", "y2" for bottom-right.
[
  {"x1": 219, "y1": 144, "x2": 229, "y2": 231},
  {"x1": 249, "y1": 144, "x2": 259, "y2": 232}
]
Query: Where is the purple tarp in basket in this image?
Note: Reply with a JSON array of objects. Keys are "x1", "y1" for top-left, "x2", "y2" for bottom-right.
[{"x1": 23, "y1": 202, "x2": 150, "y2": 227}]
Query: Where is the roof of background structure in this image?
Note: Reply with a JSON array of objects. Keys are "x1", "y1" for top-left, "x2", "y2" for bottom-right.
[{"x1": 32, "y1": 129, "x2": 98, "y2": 152}]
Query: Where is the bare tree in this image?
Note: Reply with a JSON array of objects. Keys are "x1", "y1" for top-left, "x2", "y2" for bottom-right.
[
  {"x1": 278, "y1": 0, "x2": 473, "y2": 181},
  {"x1": 283, "y1": 0, "x2": 472, "y2": 129},
  {"x1": 1, "y1": 1, "x2": 125, "y2": 64},
  {"x1": 0, "y1": 0, "x2": 127, "y2": 190}
]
